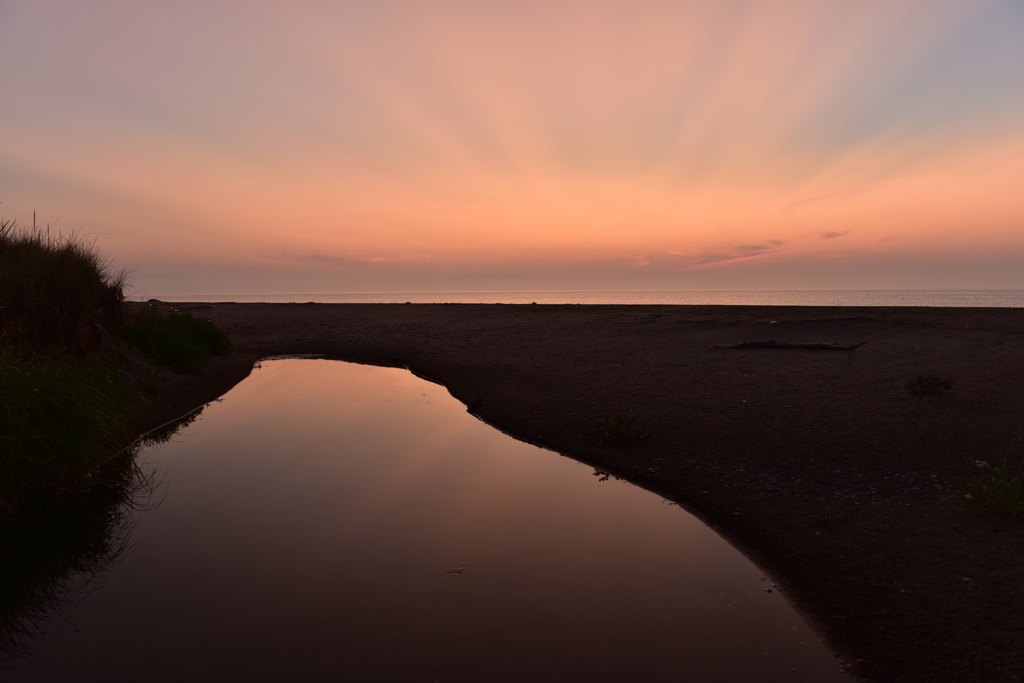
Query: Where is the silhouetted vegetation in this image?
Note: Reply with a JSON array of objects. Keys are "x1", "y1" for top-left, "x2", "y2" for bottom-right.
[
  {"x1": 138, "y1": 405, "x2": 205, "y2": 446},
  {"x1": 0, "y1": 218, "x2": 125, "y2": 354},
  {"x1": 596, "y1": 415, "x2": 645, "y2": 445},
  {"x1": 906, "y1": 375, "x2": 953, "y2": 396},
  {"x1": 966, "y1": 444, "x2": 1024, "y2": 517},
  {"x1": 121, "y1": 307, "x2": 231, "y2": 373},
  {"x1": 0, "y1": 215, "x2": 229, "y2": 515},
  {"x1": 0, "y1": 351, "x2": 127, "y2": 516},
  {"x1": 0, "y1": 219, "x2": 131, "y2": 515},
  {"x1": 0, "y1": 213, "x2": 230, "y2": 658},
  {"x1": 818, "y1": 505, "x2": 834, "y2": 524}
]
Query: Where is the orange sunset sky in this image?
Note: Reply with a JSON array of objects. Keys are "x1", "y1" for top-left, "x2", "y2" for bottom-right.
[{"x1": 1, "y1": 0, "x2": 1022, "y2": 294}]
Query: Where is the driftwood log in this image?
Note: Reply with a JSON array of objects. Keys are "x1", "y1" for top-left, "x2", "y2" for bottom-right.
[{"x1": 714, "y1": 340, "x2": 868, "y2": 350}]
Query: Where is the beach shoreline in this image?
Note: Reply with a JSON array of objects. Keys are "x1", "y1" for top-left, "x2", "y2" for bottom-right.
[{"x1": 131, "y1": 302, "x2": 1024, "y2": 683}]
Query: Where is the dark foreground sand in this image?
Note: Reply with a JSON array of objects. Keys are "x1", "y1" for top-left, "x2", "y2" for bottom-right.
[{"x1": 132, "y1": 303, "x2": 1024, "y2": 683}]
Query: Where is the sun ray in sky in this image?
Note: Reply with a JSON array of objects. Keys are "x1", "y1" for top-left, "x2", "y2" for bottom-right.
[{"x1": 1, "y1": 0, "x2": 1022, "y2": 292}]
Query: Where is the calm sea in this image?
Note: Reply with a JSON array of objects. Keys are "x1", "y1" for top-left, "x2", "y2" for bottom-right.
[{"x1": 150, "y1": 290, "x2": 1024, "y2": 307}]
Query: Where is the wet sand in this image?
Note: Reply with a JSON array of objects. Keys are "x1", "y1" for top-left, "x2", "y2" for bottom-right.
[{"x1": 131, "y1": 302, "x2": 1024, "y2": 683}]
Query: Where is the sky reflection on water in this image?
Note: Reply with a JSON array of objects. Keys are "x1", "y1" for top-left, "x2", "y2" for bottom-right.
[{"x1": 6, "y1": 360, "x2": 845, "y2": 682}]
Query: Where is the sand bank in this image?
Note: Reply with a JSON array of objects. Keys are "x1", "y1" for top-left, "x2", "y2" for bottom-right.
[{"x1": 132, "y1": 303, "x2": 1024, "y2": 683}]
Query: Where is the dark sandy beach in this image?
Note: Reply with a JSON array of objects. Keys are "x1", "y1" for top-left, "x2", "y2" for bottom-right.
[{"x1": 131, "y1": 303, "x2": 1024, "y2": 683}]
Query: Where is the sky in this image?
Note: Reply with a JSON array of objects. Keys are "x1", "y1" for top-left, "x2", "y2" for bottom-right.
[{"x1": 1, "y1": 0, "x2": 1023, "y2": 295}]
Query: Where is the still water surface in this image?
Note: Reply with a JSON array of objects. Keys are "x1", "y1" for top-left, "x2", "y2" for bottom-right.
[{"x1": 9, "y1": 360, "x2": 844, "y2": 682}]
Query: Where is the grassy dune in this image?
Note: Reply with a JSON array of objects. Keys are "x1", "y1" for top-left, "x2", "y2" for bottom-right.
[{"x1": 0, "y1": 217, "x2": 229, "y2": 515}]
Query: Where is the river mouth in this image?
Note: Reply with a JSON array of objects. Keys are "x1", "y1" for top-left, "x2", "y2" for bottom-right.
[{"x1": 5, "y1": 359, "x2": 844, "y2": 682}]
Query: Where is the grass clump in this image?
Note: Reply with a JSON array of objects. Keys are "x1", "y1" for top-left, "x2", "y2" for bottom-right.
[
  {"x1": 120, "y1": 307, "x2": 231, "y2": 373},
  {"x1": 965, "y1": 453, "x2": 1024, "y2": 517},
  {"x1": 0, "y1": 215, "x2": 229, "y2": 514},
  {"x1": 0, "y1": 217, "x2": 136, "y2": 514},
  {"x1": 0, "y1": 351, "x2": 127, "y2": 515},
  {"x1": 596, "y1": 415, "x2": 645, "y2": 446},
  {"x1": 906, "y1": 375, "x2": 953, "y2": 396},
  {"x1": 0, "y1": 218, "x2": 125, "y2": 354},
  {"x1": 139, "y1": 405, "x2": 205, "y2": 446}
]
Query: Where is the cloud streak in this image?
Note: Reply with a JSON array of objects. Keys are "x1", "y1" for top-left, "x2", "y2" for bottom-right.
[{"x1": 817, "y1": 230, "x2": 852, "y2": 240}]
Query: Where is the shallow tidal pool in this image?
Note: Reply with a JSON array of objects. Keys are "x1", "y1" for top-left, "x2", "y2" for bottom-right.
[{"x1": 7, "y1": 359, "x2": 845, "y2": 682}]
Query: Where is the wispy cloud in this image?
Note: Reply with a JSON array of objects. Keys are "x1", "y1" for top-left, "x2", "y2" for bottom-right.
[
  {"x1": 666, "y1": 239, "x2": 789, "y2": 270},
  {"x1": 271, "y1": 251, "x2": 433, "y2": 268},
  {"x1": 623, "y1": 253, "x2": 651, "y2": 267},
  {"x1": 817, "y1": 230, "x2": 851, "y2": 240}
]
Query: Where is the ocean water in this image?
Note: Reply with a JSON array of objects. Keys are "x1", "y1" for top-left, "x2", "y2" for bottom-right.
[{"x1": 150, "y1": 289, "x2": 1024, "y2": 307}]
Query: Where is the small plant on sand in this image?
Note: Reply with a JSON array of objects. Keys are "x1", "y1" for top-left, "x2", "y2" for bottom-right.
[
  {"x1": 818, "y1": 505, "x2": 834, "y2": 524},
  {"x1": 906, "y1": 375, "x2": 953, "y2": 397},
  {"x1": 596, "y1": 415, "x2": 645, "y2": 446},
  {"x1": 138, "y1": 363, "x2": 166, "y2": 394},
  {"x1": 965, "y1": 451, "x2": 1024, "y2": 517},
  {"x1": 120, "y1": 306, "x2": 231, "y2": 373},
  {"x1": 676, "y1": 458, "x2": 699, "y2": 474}
]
